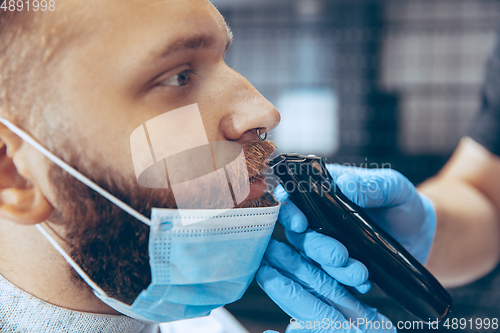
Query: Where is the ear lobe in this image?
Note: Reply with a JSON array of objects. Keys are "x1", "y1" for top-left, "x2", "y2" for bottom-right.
[
  {"x1": 0, "y1": 185, "x2": 53, "y2": 225},
  {"x1": 0, "y1": 129, "x2": 52, "y2": 225}
]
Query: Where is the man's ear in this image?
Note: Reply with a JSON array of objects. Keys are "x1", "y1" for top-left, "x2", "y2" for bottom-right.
[{"x1": 0, "y1": 124, "x2": 52, "y2": 225}]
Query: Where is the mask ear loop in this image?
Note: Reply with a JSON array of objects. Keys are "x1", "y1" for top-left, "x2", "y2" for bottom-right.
[
  {"x1": 0, "y1": 117, "x2": 159, "y2": 319},
  {"x1": 0, "y1": 117, "x2": 154, "y2": 227},
  {"x1": 35, "y1": 222, "x2": 108, "y2": 298},
  {"x1": 43, "y1": 221, "x2": 69, "y2": 245}
]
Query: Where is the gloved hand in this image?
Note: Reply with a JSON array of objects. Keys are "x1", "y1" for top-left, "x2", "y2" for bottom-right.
[
  {"x1": 257, "y1": 239, "x2": 396, "y2": 333},
  {"x1": 273, "y1": 165, "x2": 436, "y2": 264},
  {"x1": 273, "y1": 187, "x2": 372, "y2": 295},
  {"x1": 325, "y1": 164, "x2": 437, "y2": 264},
  {"x1": 262, "y1": 168, "x2": 406, "y2": 332}
]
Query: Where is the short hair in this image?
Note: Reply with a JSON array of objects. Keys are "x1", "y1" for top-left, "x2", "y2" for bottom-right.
[
  {"x1": 0, "y1": 2, "x2": 83, "y2": 135},
  {"x1": 1, "y1": 6, "x2": 41, "y2": 129}
]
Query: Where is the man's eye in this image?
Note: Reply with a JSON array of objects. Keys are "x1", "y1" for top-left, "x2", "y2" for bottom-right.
[{"x1": 158, "y1": 70, "x2": 194, "y2": 87}]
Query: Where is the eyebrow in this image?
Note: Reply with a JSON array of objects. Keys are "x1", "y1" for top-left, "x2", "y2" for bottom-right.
[{"x1": 159, "y1": 22, "x2": 234, "y2": 58}]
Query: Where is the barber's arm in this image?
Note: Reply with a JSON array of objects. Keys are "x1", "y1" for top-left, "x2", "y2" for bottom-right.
[
  {"x1": 425, "y1": 26, "x2": 500, "y2": 287},
  {"x1": 419, "y1": 137, "x2": 500, "y2": 287}
]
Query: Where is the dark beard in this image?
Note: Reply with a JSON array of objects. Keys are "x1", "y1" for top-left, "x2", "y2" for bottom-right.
[{"x1": 48, "y1": 140, "x2": 278, "y2": 305}]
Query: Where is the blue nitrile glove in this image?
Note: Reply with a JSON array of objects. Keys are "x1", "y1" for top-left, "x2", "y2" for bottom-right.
[
  {"x1": 257, "y1": 240, "x2": 396, "y2": 333},
  {"x1": 274, "y1": 186, "x2": 372, "y2": 294},
  {"x1": 325, "y1": 164, "x2": 437, "y2": 264}
]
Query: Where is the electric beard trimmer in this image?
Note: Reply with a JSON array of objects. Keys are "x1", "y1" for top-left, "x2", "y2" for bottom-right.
[{"x1": 270, "y1": 153, "x2": 452, "y2": 322}]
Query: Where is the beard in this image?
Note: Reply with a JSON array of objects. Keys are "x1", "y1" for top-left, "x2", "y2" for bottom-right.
[{"x1": 48, "y1": 139, "x2": 278, "y2": 305}]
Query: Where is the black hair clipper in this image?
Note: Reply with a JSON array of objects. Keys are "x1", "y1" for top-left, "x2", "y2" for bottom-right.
[{"x1": 271, "y1": 153, "x2": 452, "y2": 322}]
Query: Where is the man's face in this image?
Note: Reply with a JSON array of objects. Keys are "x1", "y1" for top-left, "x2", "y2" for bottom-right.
[
  {"x1": 47, "y1": 0, "x2": 279, "y2": 186},
  {"x1": 32, "y1": 0, "x2": 280, "y2": 305}
]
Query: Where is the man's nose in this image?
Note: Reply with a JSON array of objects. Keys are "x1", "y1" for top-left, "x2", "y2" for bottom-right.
[{"x1": 217, "y1": 67, "x2": 281, "y2": 142}]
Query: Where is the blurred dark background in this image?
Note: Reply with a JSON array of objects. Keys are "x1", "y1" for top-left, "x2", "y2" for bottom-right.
[{"x1": 209, "y1": 0, "x2": 500, "y2": 332}]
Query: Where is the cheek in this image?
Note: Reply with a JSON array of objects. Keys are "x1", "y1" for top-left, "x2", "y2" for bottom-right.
[
  {"x1": 55, "y1": 90, "x2": 149, "y2": 184},
  {"x1": 48, "y1": 112, "x2": 140, "y2": 186}
]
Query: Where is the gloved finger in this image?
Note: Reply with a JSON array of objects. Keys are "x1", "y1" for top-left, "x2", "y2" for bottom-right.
[
  {"x1": 256, "y1": 264, "x2": 348, "y2": 325},
  {"x1": 298, "y1": 254, "x2": 372, "y2": 296},
  {"x1": 274, "y1": 184, "x2": 290, "y2": 202},
  {"x1": 285, "y1": 229, "x2": 349, "y2": 267},
  {"x1": 334, "y1": 170, "x2": 417, "y2": 209},
  {"x1": 274, "y1": 185, "x2": 308, "y2": 233},
  {"x1": 324, "y1": 258, "x2": 370, "y2": 289},
  {"x1": 263, "y1": 240, "x2": 374, "y2": 322},
  {"x1": 299, "y1": 253, "x2": 371, "y2": 295},
  {"x1": 285, "y1": 229, "x2": 369, "y2": 288},
  {"x1": 347, "y1": 281, "x2": 372, "y2": 295}
]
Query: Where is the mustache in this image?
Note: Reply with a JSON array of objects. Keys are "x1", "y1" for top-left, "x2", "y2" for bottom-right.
[
  {"x1": 169, "y1": 139, "x2": 277, "y2": 210},
  {"x1": 243, "y1": 139, "x2": 277, "y2": 180}
]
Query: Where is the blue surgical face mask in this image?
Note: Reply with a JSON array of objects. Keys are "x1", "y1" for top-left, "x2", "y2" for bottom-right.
[{"x1": 0, "y1": 118, "x2": 279, "y2": 324}]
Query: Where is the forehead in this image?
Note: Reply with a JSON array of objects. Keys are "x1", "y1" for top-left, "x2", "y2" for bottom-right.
[
  {"x1": 54, "y1": 0, "x2": 231, "y2": 96},
  {"x1": 71, "y1": 0, "x2": 228, "y2": 44}
]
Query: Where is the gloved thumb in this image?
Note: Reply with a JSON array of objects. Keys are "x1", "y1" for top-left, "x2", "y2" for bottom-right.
[{"x1": 274, "y1": 185, "x2": 309, "y2": 233}]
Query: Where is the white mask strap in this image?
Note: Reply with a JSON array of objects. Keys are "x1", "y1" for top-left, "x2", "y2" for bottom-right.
[
  {"x1": 0, "y1": 117, "x2": 153, "y2": 226},
  {"x1": 35, "y1": 222, "x2": 108, "y2": 297}
]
